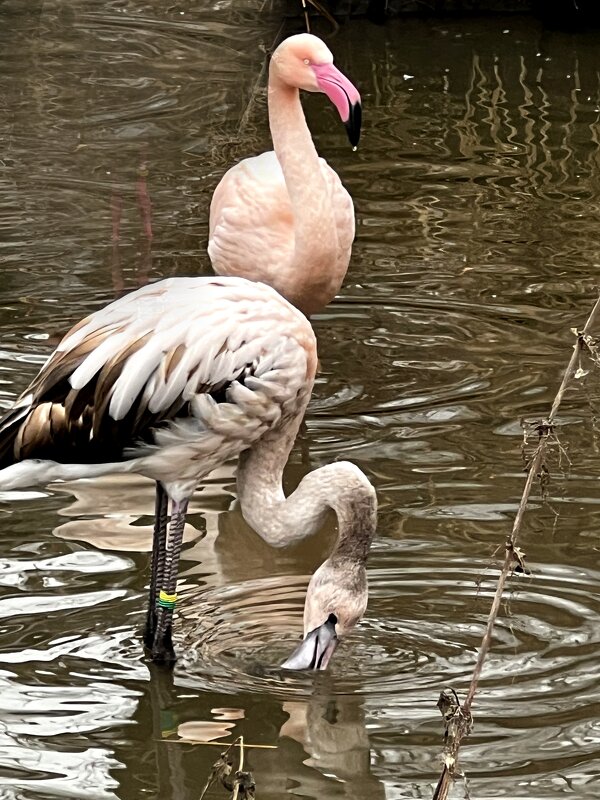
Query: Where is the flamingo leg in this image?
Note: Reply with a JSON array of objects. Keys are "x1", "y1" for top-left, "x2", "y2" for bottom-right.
[
  {"x1": 150, "y1": 496, "x2": 189, "y2": 664},
  {"x1": 144, "y1": 482, "x2": 169, "y2": 650}
]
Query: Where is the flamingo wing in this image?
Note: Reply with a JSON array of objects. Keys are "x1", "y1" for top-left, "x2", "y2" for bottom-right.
[{"x1": 0, "y1": 277, "x2": 317, "y2": 471}]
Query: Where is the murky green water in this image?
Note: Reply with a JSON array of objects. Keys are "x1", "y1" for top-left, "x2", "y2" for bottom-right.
[{"x1": 2, "y1": 2, "x2": 600, "y2": 798}]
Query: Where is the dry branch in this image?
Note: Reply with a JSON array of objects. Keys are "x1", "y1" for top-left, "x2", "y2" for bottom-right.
[
  {"x1": 198, "y1": 746, "x2": 233, "y2": 800},
  {"x1": 198, "y1": 735, "x2": 256, "y2": 800},
  {"x1": 433, "y1": 293, "x2": 600, "y2": 800},
  {"x1": 231, "y1": 736, "x2": 256, "y2": 800},
  {"x1": 298, "y1": 0, "x2": 340, "y2": 34}
]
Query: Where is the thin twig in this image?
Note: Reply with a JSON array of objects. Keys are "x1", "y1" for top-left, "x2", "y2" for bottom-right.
[
  {"x1": 300, "y1": 0, "x2": 311, "y2": 32},
  {"x1": 231, "y1": 736, "x2": 244, "y2": 800},
  {"x1": 238, "y1": 736, "x2": 245, "y2": 772},
  {"x1": 300, "y1": 0, "x2": 340, "y2": 35},
  {"x1": 198, "y1": 737, "x2": 241, "y2": 800},
  {"x1": 433, "y1": 293, "x2": 600, "y2": 800},
  {"x1": 160, "y1": 738, "x2": 275, "y2": 749}
]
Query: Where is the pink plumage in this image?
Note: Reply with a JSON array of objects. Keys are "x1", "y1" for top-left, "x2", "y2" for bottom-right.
[{"x1": 208, "y1": 34, "x2": 362, "y2": 317}]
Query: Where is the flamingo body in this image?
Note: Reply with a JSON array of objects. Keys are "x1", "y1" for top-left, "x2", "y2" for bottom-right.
[
  {"x1": 0, "y1": 276, "x2": 376, "y2": 666},
  {"x1": 208, "y1": 34, "x2": 361, "y2": 317}
]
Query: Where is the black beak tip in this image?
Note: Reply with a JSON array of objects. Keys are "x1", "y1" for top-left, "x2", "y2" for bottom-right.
[
  {"x1": 345, "y1": 102, "x2": 362, "y2": 149},
  {"x1": 281, "y1": 614, "x2": 339, "y2": 671}
]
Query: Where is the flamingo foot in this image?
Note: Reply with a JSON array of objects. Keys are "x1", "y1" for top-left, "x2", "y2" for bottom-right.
[{"x1": 150, "y1": 628, "x2": 176, "y2": 665}]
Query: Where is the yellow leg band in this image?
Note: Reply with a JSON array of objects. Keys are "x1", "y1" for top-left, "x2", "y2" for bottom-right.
[{"x1": 158, "y1": 590, "x2": 177, "y2": 610}]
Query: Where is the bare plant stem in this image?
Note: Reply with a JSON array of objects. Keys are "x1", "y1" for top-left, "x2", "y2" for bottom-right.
[
  {"x1": 198, "y1": 736, "x2": 242, "y2": 800},
  {"x1": 231, "y1": 737, "x2": 245, "y2": 800},
  {"x1": 300, "y1": 0, "x2": 311, "y2": 32},
  {"x1": 300, "y1": 0, "x2": 340, "y2": 34},
  {"x1": 433, "y1": 294, "x2": 600, "y2": 800}
]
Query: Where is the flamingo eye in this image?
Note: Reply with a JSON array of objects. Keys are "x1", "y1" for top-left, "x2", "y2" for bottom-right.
[{"x1": 303, "y1": 58, "x2": 310, "y2": 65}]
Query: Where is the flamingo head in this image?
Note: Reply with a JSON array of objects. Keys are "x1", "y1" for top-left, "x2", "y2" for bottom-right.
[
  {"x1": 270, "y1": 33, "x2": 362, "y2": 148},
  {"x1": 281, "y1": 557, "x2": 368, "y2": 671}
]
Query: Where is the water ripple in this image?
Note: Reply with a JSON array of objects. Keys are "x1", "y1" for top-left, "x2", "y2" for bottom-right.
[{"x1": 1, "y1": 6, "x2": 600, "y2": 800}]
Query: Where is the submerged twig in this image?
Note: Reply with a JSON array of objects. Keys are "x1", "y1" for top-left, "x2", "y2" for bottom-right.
[
  {"x1": 433, "y1": 293, "x2": 600, "y2": 800},
  {"x1": 235, "y1": 21, "x2": 284, "y2": 141}
]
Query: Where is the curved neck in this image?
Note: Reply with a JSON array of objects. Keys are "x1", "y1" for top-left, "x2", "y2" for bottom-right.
[
  {"x1": 268, "y1": 71, "x2": 339, "y2": 298},
  {"x1": 237, "y1": 417, "x2": 376, "y2": 560}
]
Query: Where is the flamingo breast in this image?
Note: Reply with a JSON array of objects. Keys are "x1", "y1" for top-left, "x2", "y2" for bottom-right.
[{"x1": 208, "y1": 151, "x2": 354, "y2": 314}]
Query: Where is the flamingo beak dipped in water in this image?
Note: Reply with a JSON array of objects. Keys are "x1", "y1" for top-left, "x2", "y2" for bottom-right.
[
  {"x1": 281, "y1": 482, "x2": 374, "y2": 670},
  {"x1": 283, "y1": 614, "x2": 339, "y2": 671},
  {"x1": 208, "y1": 34, "x2": 362, "y2": 317}
]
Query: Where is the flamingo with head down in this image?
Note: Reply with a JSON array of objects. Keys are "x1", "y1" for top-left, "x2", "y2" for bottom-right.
[
  {"x1": 208, "y1": 33, "x2": 361, "y2": 317},
  {"x1": 0, "y1": 276, "x2": 376, "y2": 666}
]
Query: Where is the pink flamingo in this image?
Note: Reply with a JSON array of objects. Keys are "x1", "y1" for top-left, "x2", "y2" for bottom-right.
[
  {"x1": 208, "y1": 34, "x2": 361, "y2": 317},
  {"x1": 0, "y1": 276, "x2": 376, "y2": 665}
]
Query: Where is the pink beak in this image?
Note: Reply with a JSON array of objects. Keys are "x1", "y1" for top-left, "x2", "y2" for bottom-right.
[{"x1": 311, "y1": 63, "x2": 362, "y2": 148}]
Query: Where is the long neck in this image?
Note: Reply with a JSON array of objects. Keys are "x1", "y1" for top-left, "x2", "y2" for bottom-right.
[
  {"x1": 268, "y1": 70, "x2": 339, "y2": 301},
  {"x1": 237, "y1": 417, "x2": 376, "y2": 559}
]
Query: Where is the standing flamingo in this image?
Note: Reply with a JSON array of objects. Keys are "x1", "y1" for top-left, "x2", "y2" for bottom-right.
[
  {"x1": 208, "y1": 34, "x2": 362, "y2": 316},
  {"x1": 0, "y1": 276, "x2": 376, "y2": 664}
]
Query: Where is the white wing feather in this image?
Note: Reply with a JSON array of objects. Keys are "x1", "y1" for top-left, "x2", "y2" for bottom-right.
[{"x1": 60, "y1": 277, "x2": 315, "y2": 436}]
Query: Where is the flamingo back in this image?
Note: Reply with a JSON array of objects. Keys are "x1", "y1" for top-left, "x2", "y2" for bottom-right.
[{"x1": 0, "y1": 277, "x2": 317, "y2": 491}]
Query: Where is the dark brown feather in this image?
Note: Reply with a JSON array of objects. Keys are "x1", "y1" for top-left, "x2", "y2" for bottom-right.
[
  {"x1": 91, "y1": 332, "x2": 153, "y2": 438},
  {"x1": 0, "y1": 318, "x2": 252, "y2": 468},
  {"x1": 25, "y1": 324, "x2": 121, "y2": 405}
]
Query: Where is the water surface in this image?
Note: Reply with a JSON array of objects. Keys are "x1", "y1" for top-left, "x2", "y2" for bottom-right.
[{"x1": 2, "y1": 3, "x2": 600, "y2": 798}]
